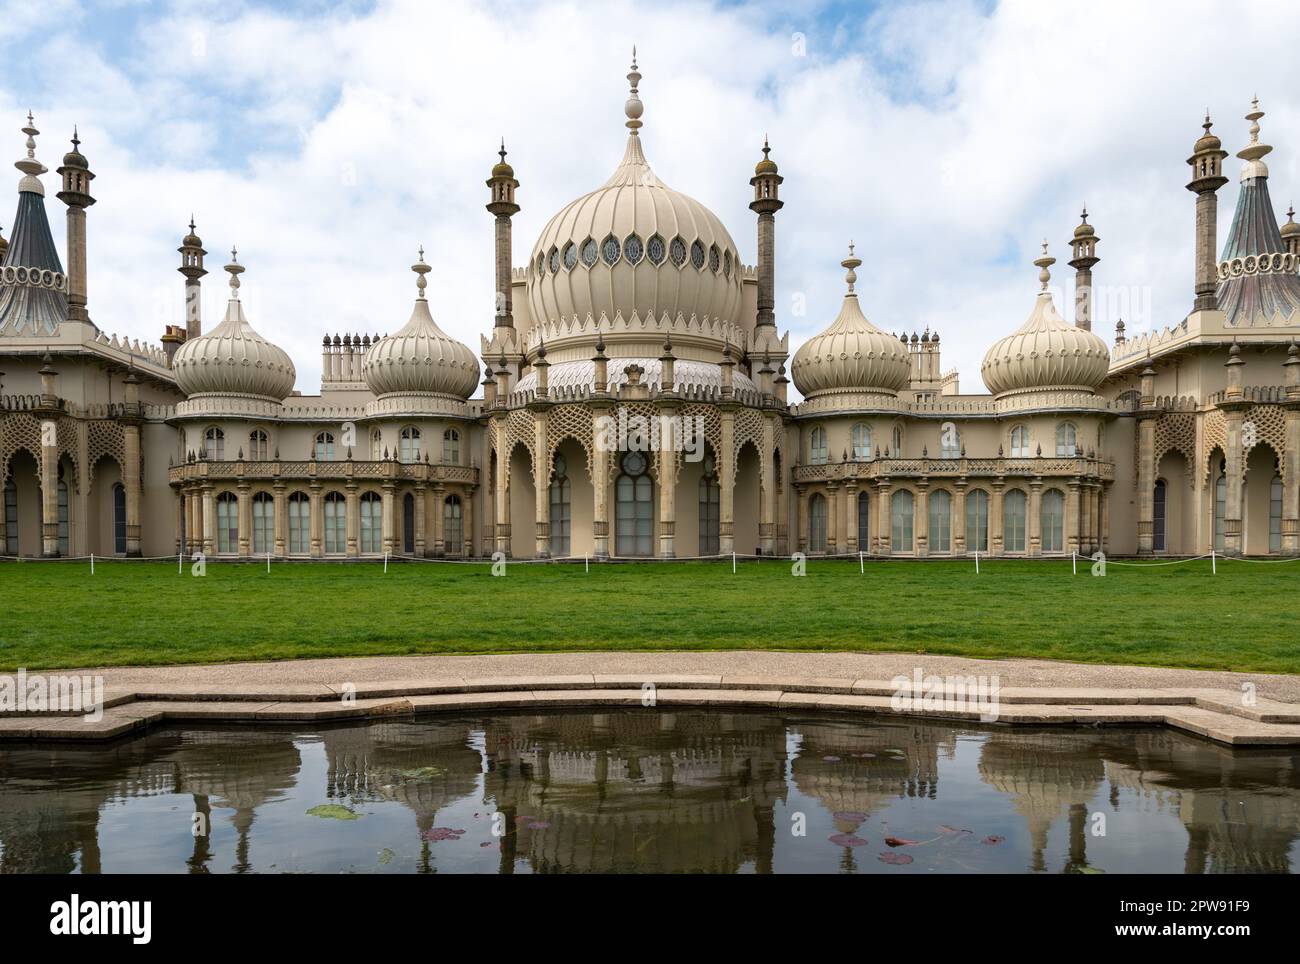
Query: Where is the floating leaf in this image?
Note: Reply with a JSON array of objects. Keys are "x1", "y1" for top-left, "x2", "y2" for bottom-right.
[
  {"x1": 878, "y1": 852, "x2": 913, "y2": 865},
  {"x1": 884, "y1": 836, "x2": 918, "y2": 847},
  {"x1": 307, "y1": 805, "x2": 359, "y2": 821},
  {"x1": 981, "y1": 835, "x2": 1005, "y2": 845},
  {"x1": 421, "y1": 827, "x2": 466, "y2": 842},
  {"x1": 828, "y1": 834, "x2": 867, "y2": 847},
  {"x1": 377, "y1": 848, "x2": 394, "y2": 865}
]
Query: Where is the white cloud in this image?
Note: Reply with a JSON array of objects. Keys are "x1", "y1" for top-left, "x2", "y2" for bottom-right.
[{"x1": 2, "y1": 0, "x2": 1299, "y2": 396}]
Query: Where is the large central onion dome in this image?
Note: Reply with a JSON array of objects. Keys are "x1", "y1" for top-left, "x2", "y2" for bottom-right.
[
  {"x1": 172, "y1": 252, "x2": 296, "y2": 400},
  {"x1": 363, "y1": 250, "x2": 479, "y2": 399},
  {"x1": 526, "y1": 54, "x2": 743, "y2": 331},
  {"x1": 981, "y1": 243, "x2": 1109, "y2": 397},
  {"x1": 791, "y1": 245, "x2": 911, "y2": 398}
]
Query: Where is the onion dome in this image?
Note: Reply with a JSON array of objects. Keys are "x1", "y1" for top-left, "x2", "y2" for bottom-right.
[
  {"x1": 1282, "y1": 205, "x2": 1299, "y2": 242},
  {"x1": 791, "y1": 244, "x2": 912, "y2": 398},
  {"x1": 755, "y1": 136, "x2": 778, "y2": 175},
  {"x1": 527, "y1": 51, "x2": 742, "y2": 332},
  {"x1": 172, "y1": 249, "x2": 296, "y2": 400},
  {"x1": 61, "y1": 127, "x2": 88, "y2": 170},
  {"x1": 981, "y1": 242, "x2": 1110, "y2": 397},
  {"x1": 491, "y1": 139, "x2": 514, "y2": 178},
  {"x1": 363, "y1": 249, "x2": 479, "y2": 399},
  {"x1": 1194, "y1": 111, "x2": 1222, "y2": 154},
  {"x1": 182, "y1": 216, "x2": 202, "y2": 248},
  {"x1": 1073, "y1": 206, "x2": 1095, "y2": 239}
]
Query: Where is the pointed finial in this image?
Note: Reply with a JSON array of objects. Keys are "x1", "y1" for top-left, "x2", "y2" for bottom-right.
[
  {"x1": 499, "y1": 138, "x2": 506, "y2": 163},
  {"x1": 412, "y1": 246, "x2": 430, "y2": 300},
  {"x1": 189, "y1": 214, "x2": 196, "y2": 232},
  {"x1": 1204, "y1": 109, "x2": 1213, "y2": 132},
  {"x1": 1239, "y1": 96, "x2": 1271, "y2": 175},
  {"x1": 841, "y1": 241, "x2": 863, "y2": 294},
  {"x1": 625, "y1": 46, "x2": 644, "y2": 133},
  {"x1": 225, "y1": 246, "x2": 244, "y2": 297},
  {"x1": 1080, "y1": 205, "x2": 1088, "y2": 223},
  {"x1": 1033, "y1": 239, "x2": 1055, "y2": 290}
]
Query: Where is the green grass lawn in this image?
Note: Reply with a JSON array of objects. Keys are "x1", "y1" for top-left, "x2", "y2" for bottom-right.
[{"x1": 0, "y1": 556, "x2": 1297, "y2": 673}]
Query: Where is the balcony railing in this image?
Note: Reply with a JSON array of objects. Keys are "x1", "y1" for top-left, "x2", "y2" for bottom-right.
[
  {"x1": 168, "y1": 459, "x2": 479, "y2": 487},
  {"x1": 792, "y1": 455, "x2": 1114, "y2": 484}
]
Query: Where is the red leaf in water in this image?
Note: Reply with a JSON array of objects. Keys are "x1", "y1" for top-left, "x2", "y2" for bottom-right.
[
  {"x1": 421, "y1": 828, "x2": 466, "y2": 842},
  {"x1": 884, "y1": 836, "x2": 918, "y2": 847},
  {"x1": 878, "y1": 852, "x2": 913, "y2": 865},
  {"x1": 828, "y1": 834, "x2": 867, "y2": 847},
  {"x1": 982, "y1": 835, "x2": 1005, "y2": 845}
]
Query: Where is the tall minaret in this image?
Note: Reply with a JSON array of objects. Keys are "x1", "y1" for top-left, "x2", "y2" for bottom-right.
[
  {"x1": 55, "y1": 127, "x2": 95, "y2": 325},
  {"x1": 749, "y1": 136, "x2": 784, "y2": 329},
  {"x1": 178, "y1": 217, "x2": 207, "y2": 340},
  {"x1": 485, "y1": 139, "x2": 519, "y2": 329},
  {"x1": 1185, "y1": 112, "x2": 1228, "y2": 311},
  {"x1": 1067, "y1": 207, "x2": 1099, "y2": 331}
]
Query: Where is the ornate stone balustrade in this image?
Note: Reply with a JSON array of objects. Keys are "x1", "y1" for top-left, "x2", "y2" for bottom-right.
[
  {"x1": 168, "y1": 459, "x2": 479, "y2": 487},
  {"x1": 792, "y1": 455, "x2": 1114, "y2": 484}
]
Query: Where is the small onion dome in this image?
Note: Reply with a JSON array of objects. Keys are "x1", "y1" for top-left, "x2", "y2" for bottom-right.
[
  {"x1": 755, "y1": 136, "x2": 778, "y2": 175},
  {"x1": 1194, "y1": 112, "x2": 1222, "y2": 153},
  {"x1": 363, "y1": 249, "x2": 479, "y2": 399},
  {"x1": 62, "y1": 128, "x2": 88, "y2": 170},
  {"x1": 791, "y1": 244, "x2": 912, "y2": 398},
  {"x1": 182, "y1": 216, "x2": 202, "y2": 248},
  {"x1": 981, "y1": 243, "x2": 1110, "y2": 397},
  {"x1": 1073, "y1": 207, "x2": 1096, "y2": 238},
  {"x1": 491, "y1": 140, "x2": 514, "y2": 178},
  {"x1": 1282, "y1": 205, "x2": 1300, "y2": 240},
  {"x1": 172, "y1": 250, "x2": 296, "y2": 400}
]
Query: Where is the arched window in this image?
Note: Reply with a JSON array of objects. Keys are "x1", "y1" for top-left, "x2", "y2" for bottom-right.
[
  {"x1": 400, "y1": 426, "x2": 420, "y2": 463},
  {"x1": 216, "y1": 491, "x2": 238, "y2": 554},
  {"x1": 443, "y1": 428, "x2": 460, "y2": 465},
  {"x1": 851, "y1": 424, "x2": 872, "y2": 460},
  {"x1": 699, "y1": 453, "x2": 720, "y2": 555},
  {"x1": 359, "y1": 491, "x2": 382, "y2": 554},
  {"x1": 315, "y1": 432, "x2": 335, "y2": 461},
  {"x1": 370, "y1": 429, "x2": 382, "y2": 460},
  {"x1": 550, "y1": 454, "x2": 571, "y2": 556},
  {"x1": 112, "y1": 482, "x2": 126, "y2": 554},
  {"x1": 288, "y1": 491, "x2": 310, "y2": 554},
  {"x1": 1041, "y1": 489, "x2": 1065, "y2": 553},
  {"x1": 4, "y1": 479, "x2": 18, "y2": 554},
  {"x1": 966, "y1": 489, "x2": 989, "y2": 553},
  {"x1": 891, "y1": 425, "x2": 903, "y2": 457},
  {"x1": 1270, "y1": 474, "x2": 1283, "y2": 553},
  {"x1": 940, "y1": 426, "x2": 960, "y2": 459},
  {"x1": 809, "y1": 426, "x2": 828, "y2": 464},
  {"x1": 1055, "y1": 422, "x2": 1077, "y2": 457},
  {"x1": 324, "y1": 491, "x2": 346, "y2": 554},
  {"x1": 891, "y1": 489, "x2": 914, "y2": 553},
  {"x1": 1010, "y1": 425, "x2": 1030, "y2": 458},
  {"x1": 444, "y1": 495, "x2": 463, "y2": 555},
  {"x1": 402, "y1": 492, "x2": 415, "y2": 554},
  {"x1": 204, "y1": 426, "x2": 225, "y2": 460},
  {"x1": 252, "y1": 491, "x2": 273, "y2": 555},
  {"x1": 1153, "y1": 479, "x2": 1167, "y2": 552},
  {"x1": 615, "y1": 450, "x2": 653, "y2": 556},
  {"x1": 1004, "y1": 489, "x2": 1027, "y2": 553},
  {"x1": 1213, "y1": 465, "x2": 1226, "y2": 552},
  {"x1": 857, "y1": 490, "x2": 870, "y2": 551},
  {"x1": 248, "y1": 429, "x2": 269, "y2": 461},
  {"x1": 929, "y1": 489, "x2": 952, "y2": 553},
  {"x1": 57, "y1": 478, "x2": 69, "y2": 556},
  {"x1": 808, "y1": 493, "x2": 827, "y2": 552}
]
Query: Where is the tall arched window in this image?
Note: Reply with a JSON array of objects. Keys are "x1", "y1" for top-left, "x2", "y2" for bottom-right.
[
  {"x1": 699, "y1": 453, "x2": 720, "y2": 555},
  {"x1": 400, "y1": 426, "x2": 420, "y2": 463},
  {"x1": 1270, "y1": 474, "x2": 1283, "y2": 553},
  {"x1": 402, "y1": 492, "x2": 415, "y2": 554},
  {"x1": 966, "y1": 488, "x2": 989, "y2": 553},
  {"x1": 1041, "y1": 489, "x2": 1065, "y2": 553},
  {"x1": 112, "y1": 482, "x2": 126, "y2": 554},
  {"x1": 851, "y1": 424, "x2": 872, "y2": 460},
  {"x1": 1153, "y1": 479, "x2": 1167, "y2": 552},
  {"x1": 891, "y1": 426, "x2": 904, "y2": 456},
  {"x1": 315, "y1": 432, "x2": 335, "y2": 461},
  {"x1": 252, "y1": 491, "x2": 273, "y2": 555},
  {"x1": 324, "y1": 491, "x2": 346, "y2": 554},
  {"x1": 288, "y1": 491, "x2": 310, "y2": 554},
  {"x1": 57, "y1": 478, "x2": 69, "y2": 556},
  {"x1": 857, "y1": 490, "x2": 870, "y2": 551},
  {"x1": 808, "y1": 493, "x2": 827, "y2": 552},
  {"x1": 940, "y1": 426, "x2": 960, "y2": 459},
  {"x1": 216, "y1": 491, "x2": 238, "y2": 554},
  {"x1": 204, "y1": 426, "x2": 225, "y2": 460},
  {"x1": 1055, "y1": 422, "x2": 1077, "y2": 457},
  {"x1": 891, "y1": 489, "x2": 914, "y2": 553},
  {"x1": 4, "y1": 479, "x2": 18, "y2": 554},
  {"x1": 443, "y1": 429, "x2": 460, "y2": 465},
  {"x1": 929, "y1": 489, "x2": 952, "y2": 553},
  {"x1": 248, "y1": 429, "x2": 269, "y2": 461},
  {"x1": 370, "y1": 429, "x2": 383, "y2": 460},
  {"x1": 549, "y1": 454, "x2": 571, "y2": 556},
  {"x1": 444, "y1": 495, "x2": 463, "y2": 555},
  {"x1": 1010, "y1": 425, "x2": 1030, "y2": 458},
  {"x1": 1213, "y1": 463, "x2": 1226, "y2": 552},
  {"x1": 1004, "y1": 489, "x2": 1027, "y2": 553},
  {"x1": 359, "y1": 491, "x2": 382, "y2": 554},
  {"x1": 809, "y1": 427, "x2": 828, "y2": 464},
  {"x1": 615, "y1": 450, "x2": 653, "y2": 556}
]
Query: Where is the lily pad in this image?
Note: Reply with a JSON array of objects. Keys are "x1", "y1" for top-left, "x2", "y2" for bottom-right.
[
  {"x1": 878, "y1": 852, "x2": 913, "y2": 865},
  {"x1": 828, "y1": 833, "x2": 867, "y2": 847},
  {"x1": 884, "y1": 836, "x2": 918, "y2": 847},
  {"x1": 307, "y1": 805, "x2": 359, "y2": 821},
  {"x1": 421, "y1": 827, "x2": 466, "y2": 842}
]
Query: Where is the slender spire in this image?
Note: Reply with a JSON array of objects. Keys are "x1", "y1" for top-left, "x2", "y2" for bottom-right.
[
  {"x1": 226, "y1": 246, "x2": 243, "y2": 299},
  {"x1": 412, "y1": 245, "x2": 430, "y2": 300},
  {"x1": 624, "y1": 46, "x2": 643, "y2": 134},
  {"x1": 1238, "y1": 96, "x2": 1272, "y2": 180},
  {"x1": 15, "y1": 111, "x2": 47, "y2": 195},
  {"x1": 842, "y1": 241, "x2": 861, "y2": 294},
  {"x1": 1034, "y1": 239, "x2": 1054, "y2": 290}
]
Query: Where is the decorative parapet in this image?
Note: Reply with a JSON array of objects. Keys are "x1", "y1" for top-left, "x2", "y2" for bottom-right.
[
  {"x1": 521, "y1": 308, "x2": 756, "y2": 357},
  {"x1": 792, "y1": 389, "x2": 1116, "y2": 419},
  {"x1": 168, "y1": 459, "x2": 479, "y2": 487},
  {"x1": 498, "y1": 381, "x2": 772, "y2": 411},
  {"x1": 793, "y1": 455, "x2": 1114, "y2": 485}
]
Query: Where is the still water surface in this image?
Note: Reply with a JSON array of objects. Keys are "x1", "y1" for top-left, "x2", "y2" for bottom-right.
[{"x1": 1, "y1": 711, "x2": 1297, "y2": 873}]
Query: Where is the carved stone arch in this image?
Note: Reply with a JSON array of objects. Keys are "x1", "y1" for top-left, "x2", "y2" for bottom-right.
[
  {"x1": 732, "y1": 406, "x2": 764, "y2": 461},
  {"x1": 0, "y1": 413, "x2": 41, "y2": 482},
  {"x1": 1201, "y1": 408, "x2": 1226, "y2": 486},
  {"x1": 1244, "y1": 403, "x2": 1287, "y2": 476},
  {"x1": 86, "y1": 419, "x2": 126, "y2": 493},
  {"x1": 545, "y1": 404, "x2": 594, "y2": 481}
]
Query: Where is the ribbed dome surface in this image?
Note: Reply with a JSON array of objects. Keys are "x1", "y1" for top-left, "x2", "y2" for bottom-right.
[
  {"x1": 173, "y1": 283, "x2": 295, "y2": 400},
  {"x1": 363, "y1": 291, "x2": 479, "y2": 399},
  {"x1": 981, "y1": 284, "x2": 1109, "y2": 397}
]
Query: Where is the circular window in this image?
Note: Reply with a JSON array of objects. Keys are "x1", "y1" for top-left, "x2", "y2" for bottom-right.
[
  {"x1": 621, "y1": 450, "x2": 647, "y2": 476},
  {"x1": 625, "y1": 234, "x2": 644, "y2": 264},
  {"x1": 708, "y1": 245, "x2": 720, "y2": 273},
  {"x1": 602, "y1": 236, "x2": 621, "y2": 265},
  {"x1": 562, "y1": 242, "x2": 577, "y2": 270},
  {"x1": 669, "y1": 237, "x2": 687, "y2": 267},
  {"x1": 647, "y1": 234, "x2": 666, "y2": 265},
  {"x1": 691, "y1": 240, "x2": 706, "y2": 269},
  {"x1": 549, "y1": 247, "x2": 560, "y2": 273},
  {"x1": 581, "y1": 238, "x2": 598, "y2": 266}
]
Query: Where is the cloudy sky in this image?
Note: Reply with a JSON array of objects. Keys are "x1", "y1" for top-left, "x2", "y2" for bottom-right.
[{"x1": 1, "y1": 0, "x2": 1296, "y2": 395}]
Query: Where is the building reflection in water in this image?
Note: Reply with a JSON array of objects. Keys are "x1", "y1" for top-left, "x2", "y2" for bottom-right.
[{"x1": 0, "y1": 712, "x2": 1298, "y2": 873}]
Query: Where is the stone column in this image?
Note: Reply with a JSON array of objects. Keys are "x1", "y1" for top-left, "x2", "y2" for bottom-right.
[
  {"x1": 493, "y1": 418, "x2": 511, "y2": 557},
  {"x1": 40, "y1": 418, "x2": 59, "y2": 557},
  {"x1": 381, "y1": 481, "x2": 396, "y2": 555},
  {"x1": 463, "y1": 487, "x2": 474, "y2": 557},
  {"x1": 308, "y1": 482, "x2": 322, "y2": 557},
  {"x1": 795, "y1": 485, "x2": 808, "y2": 553},
  {"x1": 345, "y1": 483, "x2": 359, "y2": 557},
  {"x1": 657, "y1": 447, "x2": 678, "y2": 559},
  {"x1": 1136, "y1": 414, "x2": 1157, "y2": 556},
  {"x1": 414, "y1": 482, "x2": 427, "y2": 557},
  {"x1": 844, "y1": 481, "x2": 858, "y2": 554},
  {"x1": 122, "y1": 425, "x2": 142, "y2": 556},
  {"x1": 719, "y1": 408, "x2": 736, "y2": 555},
  {"x1": 174, "y1": 489, "x2": 184, "y2": 555},
  {"x1": 1222, "y1": 408, "x2": 1245, "y2": 555},
  {"x1": 533, "y1": 412, "x2": 550, "y2": 558},
  {"x1": 875, "y1": 480, "x2": 891, "y2": 555},
  {"x1": 201, "y1": 484, "x2": 215, "y2": 556},
  {"x1": 1028, "y1": 479, "x2": 1043, "y2": 557},
  {"x1": 826, "y1": 481, "x2": 839, "y2": 555},
  {"x1": 433, "y1": 483, "x2": 446, "y2": 556},
  {"x1": 953, "y1": 480, "x2": 967, "y2": 555},
  {"x1": 759, "y1": 416, "x2": 777, "y2": 555},
  {"x1": 273, "y1": 482, "x2": 286, "y2": 556},
  {"x1": 236, "y1": 481, "x2": 251, "y2": 558},
  {"x1": 1283, "y1": 347, "x2": 1300, "y2": 554},
  {"x1": 915, "y1": 480, "x2": 929, "y2": 558},
  {"x1": 990, "y1": 480, "x2": 1005, "y2": 556},
  {"x1": 591, "y1": 412, "x2": 611, "y2": 560},
  {"x1": 1066, "y1": 481, "x2": 1081, "y2": 554}
]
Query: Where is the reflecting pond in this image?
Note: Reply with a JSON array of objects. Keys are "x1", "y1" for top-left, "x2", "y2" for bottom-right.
[{"x1": 1, "y1": 711, "x2": 1298, "y2": 873}]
